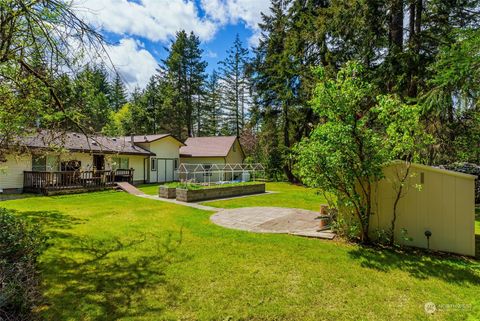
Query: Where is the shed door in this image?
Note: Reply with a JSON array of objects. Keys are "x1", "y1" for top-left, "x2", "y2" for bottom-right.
[
  {"x1": 157, "y1": 159, "x2": 166, "y2": 182},
  {"x1": 165, "y1": 159, "x2": 174, "y2": 182}
]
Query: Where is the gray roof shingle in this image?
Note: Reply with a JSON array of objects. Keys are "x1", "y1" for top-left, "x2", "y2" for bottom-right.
[{"x1": 23, "y1": 131, "x2": 154, "y2": 156}]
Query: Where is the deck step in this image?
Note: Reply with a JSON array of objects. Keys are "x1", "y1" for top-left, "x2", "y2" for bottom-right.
[{"x1": 115, "y1": 182, "x2": 145, "y2": 196}]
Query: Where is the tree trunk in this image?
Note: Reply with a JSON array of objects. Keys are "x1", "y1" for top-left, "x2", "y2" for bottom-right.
[
  {"x1": 387, "y1": 0, "x2": 404, "y2": 91},
  {"x1": 389, "y1": 0, "x2": 404, "y2": 52},
  {"x1": 407, "y1": 0, "x2": 422, "y2": 97},
  {"x1": 282, "y1": 101, "x2": 298, "y2": 183}
]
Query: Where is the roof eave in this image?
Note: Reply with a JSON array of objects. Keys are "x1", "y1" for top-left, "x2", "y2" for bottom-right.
[{"x1": 25, "y1": 146, "x2": 155, "y2": 156}]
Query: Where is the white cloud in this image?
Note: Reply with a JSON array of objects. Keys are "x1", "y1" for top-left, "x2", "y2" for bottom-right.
[
  {"x1": 105, "y1": 38, "x2": 158, "y2": 90},
  {"x1": 200, "y1": 0, "x2": 271, "y2": 45},
  {"x1": 75, "y1": 0, "x2": 218, "y2": 42},
  {"x1": 70, "y1": 0, "x2": 273, "y2": 89},
  {"x1": 205, "y1": 50, "x2": 218, "y2": 58}
]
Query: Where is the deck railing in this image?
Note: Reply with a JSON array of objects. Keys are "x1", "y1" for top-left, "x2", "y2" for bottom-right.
[{"x1": 23, "y1": 169, "x2": 134, "y2": 194}]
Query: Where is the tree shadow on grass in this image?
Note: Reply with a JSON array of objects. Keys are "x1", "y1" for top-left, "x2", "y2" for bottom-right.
[
  {"x1": 19, "y1": 210, "x2": 85, "y2": 225},
  {"x1": 17, "y1": 210, "x2": 86, "y2": 239},
  {"x1": 348, "y1": 245, "x2": 480, "y2": 285},
  {"x1": 13, "y1": 209, "x2": 188, "y2": 320},
  {"x1": 40, "y1": 231, "x2": 188, "y2": 320}
]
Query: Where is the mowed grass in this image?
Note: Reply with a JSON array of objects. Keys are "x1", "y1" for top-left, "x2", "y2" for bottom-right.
[
  {"x1": 139, "y1": 182, "x2": 327, "y2": 211},
  {"x1": 137, "y1": 183, "x2": 160, "y2": 195},
  {"x1": 202, "y1": 182, "x2": 328, "y2": 211},
  {"x1": 2, "y1": 185, "x2": 480, "y2": 320}
]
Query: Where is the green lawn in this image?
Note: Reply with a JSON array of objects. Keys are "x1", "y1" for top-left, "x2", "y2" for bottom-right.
[
  {"x1": 137, "y1": 183, "x2": 161, "y2": 195},
  {"x1": 201, "y1": 182, "x2": 328, "y2": 210},
  {"x1": 2, "y1": 184, "x2": 479, "y2": 320}
]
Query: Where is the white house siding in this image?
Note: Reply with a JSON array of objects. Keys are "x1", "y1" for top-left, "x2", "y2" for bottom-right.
[
  {"x1": 138, "y1": 137, "x2": 182, "y2": 183},
  {"x1": 128, "y1": 155, "x2": 147, "y2": 183},
  {"x1": 0, "y1": 154, "x2": 32, "y2": 192},
  {"x1": 60, "y1": 152, "x2": 93, "y2": 170},
  {"x1": 103, "y1": 154, "x2": 146, "y2": 184}
]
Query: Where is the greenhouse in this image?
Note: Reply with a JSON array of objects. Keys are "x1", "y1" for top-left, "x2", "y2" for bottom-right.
[{"x1": 176, "y1": 163, "x2": 265, "y2": 185}]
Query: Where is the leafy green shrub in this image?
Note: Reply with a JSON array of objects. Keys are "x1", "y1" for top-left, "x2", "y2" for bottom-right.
[{"x1": 0, "y1": 208, "x2": 46, "y2": 321}]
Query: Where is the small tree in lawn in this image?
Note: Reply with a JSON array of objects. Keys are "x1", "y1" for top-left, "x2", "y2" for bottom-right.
[
  {"x1": 295, "y1": 62, "x2": 387, "y2": 243},
  {"x1": 374, "y1": 96, "x2": 433, "y2": 245}
]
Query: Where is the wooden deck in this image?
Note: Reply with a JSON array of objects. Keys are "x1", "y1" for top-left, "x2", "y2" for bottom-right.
[{"x1": 23, "y1": 169, "x2": 134, "y2": 195}]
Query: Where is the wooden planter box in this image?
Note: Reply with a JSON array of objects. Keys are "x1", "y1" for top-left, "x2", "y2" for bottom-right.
[
  {"x1": 176, "y1": 183, "x2": 265, "y2": 202},
  {"x1": 158, "y1": 186, "x2": 177, "y2": 199}
]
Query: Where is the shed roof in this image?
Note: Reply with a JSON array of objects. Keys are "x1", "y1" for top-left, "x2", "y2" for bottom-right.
[
  {"x1": 180, "y1": 136, "x2": 239, "y2": 157},
  {"x1": 388, "y1": 160, "x2": 476, "y2": 180},
  {"x1": 22, "y1": 131, "x2": 154, "y2": 156}
]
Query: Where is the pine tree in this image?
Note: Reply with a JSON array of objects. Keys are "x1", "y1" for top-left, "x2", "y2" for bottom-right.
[
  {"x1": 254, "y1": 0, "x2": 299, "y2": 181},
  {"x1": 110, "y1": 72, "x2": 128, "y2": 111},
  {"x1": 186, "y1": 32, "x2": 208, "y2": 137},
  {"x1": 162, "y1": 30, "x2": 207, "y2": 138},
  {"x1": 202, "y1": 71, "x2": 221, "y2": 136},
  {"x1": 71, "y1": 64, "x2": 111, "y2": 131},
  {"x1": 219, "y1": 34, "x2": 250, "y2": 137}
]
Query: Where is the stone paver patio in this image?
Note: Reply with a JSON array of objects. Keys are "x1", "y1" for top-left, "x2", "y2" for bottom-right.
[
  {"x1": 133, "y1": 190, "x2": 335, "y2": 240},
  {"x1": 211, "y1": 207, "x2": 335, "y2": 239}
]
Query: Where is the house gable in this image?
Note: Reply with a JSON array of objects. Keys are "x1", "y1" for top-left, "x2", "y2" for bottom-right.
[{"x1": 225, "y1": 138, "x2": 245, "y2": 163}]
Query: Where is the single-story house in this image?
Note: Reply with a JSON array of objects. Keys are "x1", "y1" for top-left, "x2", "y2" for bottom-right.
[
  {"x1": 370, "y1": 161, "x2": 476, "y2": 256},
  {"x1": 0, "y1": 131, "x2": 184, "y2": 194}
]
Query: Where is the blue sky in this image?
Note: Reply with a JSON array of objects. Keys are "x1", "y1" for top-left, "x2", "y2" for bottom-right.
[{"x1": 76, "y1": 0, "x2": 270, "y2": 90}]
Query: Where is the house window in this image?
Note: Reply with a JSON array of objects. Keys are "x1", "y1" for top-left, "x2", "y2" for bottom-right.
[
  {"x1": 61, "y1": 160, "x2": 81, "y2": 171},
  {"x1": 112, "y1": 157, "x2": 129, "y2": 170},
  {"x1": 32, "y1": 155, "x2": 59, "y2": 171},
  {"x1": 174, "y1": 159, "x2": 178, "y2": 170},
  {"x1": 151, "y1": 158, "x2": 157, "y2": 171}
]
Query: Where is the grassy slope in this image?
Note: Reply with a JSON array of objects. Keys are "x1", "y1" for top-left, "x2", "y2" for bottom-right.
[{"x1": 2, "y1": 187, "x2": 479, "y2": 320}]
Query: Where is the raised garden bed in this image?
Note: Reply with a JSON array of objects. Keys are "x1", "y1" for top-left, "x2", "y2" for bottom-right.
[
  {"x1": 176, "y1": 183, "x2": 265, "y2": 202},
  {"x1": 158, "y1": 186, "x2": 176, "y2": 199}
]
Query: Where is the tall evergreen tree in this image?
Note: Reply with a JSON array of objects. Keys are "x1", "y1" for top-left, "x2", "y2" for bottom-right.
[
  {"x1": 69, "y1": 65, "x2": 111, "y2": 131},
  {"x1": 202, "y1": 71, "x2": 222, "y2": 136},
  {"x1": 219, "y1": 34, "x2": 250, "y2": 137},
  {"x1": 254, "y1": 0, "x2": 299, "y2": 181},
  {"x1": 110, "y1": 72, "x2": 128, "y2": 111},
  {"x1": 162, "y1": 31, "x2": 207, "y2": 138}
]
